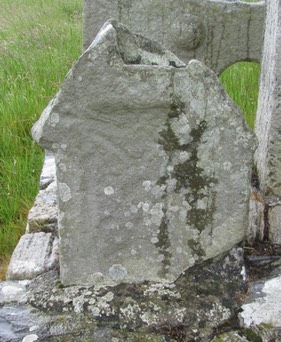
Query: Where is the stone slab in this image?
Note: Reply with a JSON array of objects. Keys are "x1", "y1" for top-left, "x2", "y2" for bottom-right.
[
  {"x1": 268, "y1": 205, "x2": 281, "y2": 244},
  {"x1": 254, "y1": 0, "x2": 281, "y2": 244},
  {"x1": 0, "y1": 280, "x2": 29, "y2": 305},
  {"x1": 0, "y1": 304, "x2": 50, "y2": 342},
  {"x1": 240, "y1": 275, "x2": 281, "y2": 340},
  {"x1": 247, "y1": 190, "x2": 265, "y2": 244},
  {"x1": 6, "y1": 233, "x2": 59, "y2": 280},
  {"x1": 40, "y1": 151, "x2": 56, "y2": 190},
  {"x1": 83, "y1": 0, "x2": 265, "y2": 74},
  {"x1": 240, "y1": 276, "x2": 281, "y2": 327},
  {"x1": 32, "y1": 20, "x2": 255, "y2": 286},
  {"x1": 26, "y1": 181, "x2": 58, "y2": 233}
]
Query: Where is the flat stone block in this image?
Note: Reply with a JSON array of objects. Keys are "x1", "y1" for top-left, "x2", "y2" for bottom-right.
[
  {"x1": 268, "y1": 205, "x2": 281, "y2": 244},
  {"x1": 0, "y1": 280, "x2": 29, "y2": 304},
  {"x1": 40, "y1": 151, "x2": 56, "y2": 190},
  {"x1": 240, "y1": 275, "x2": 281, "y2": 337},
  {"x1": 6, "y1": 233, "x2": 59, "y2": 280},
  {"x1": 247, "y1": 191, "x2": 265, "y2": 244},
  {"x1": 255, "y1": 0, "x2": 281, "y2": 197},
  {"x1": 27, "y1": 181, "x2": 58, "y2": 233}
]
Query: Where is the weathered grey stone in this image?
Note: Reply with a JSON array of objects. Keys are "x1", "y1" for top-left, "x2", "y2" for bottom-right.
[
  {"x1": 268, "y1": 205, "x2": 281, "y2": 243},
  {"x1": 254, "y1": 0, "x2": 281, "y2": 244},
  {"x1": 40, "y1": 151, "x2": 56, "y2": 190},
  {"x1": 3, "y1": 247, "x2": 281, "y2": 342},
  {"x1": 6, "y1": 232, "x2": 59, "y2": 280},
  {"x1": 26, "y1": 248, "x2": 246, "y2": 342},
  {"x1": 26, "y1": 181, "x2": 58, "y2": 233},
  {"x1": 0, "y1": 280, "x2": 29, "y2": 304},
  {"x1": 0, "y1": 301, "x2": 175, "y2": 342},
  {"x1": 32, "y1": 20, "x2": 255, "y2": 286},
  {"x1": 0, "y1": 304, "x2": 50, "y2": 342},
  {"x1": 83, "y1": 0, "x2": 265, "y2": 74},
  {"x1": 247, "y1": 190, "x2": 265, "y2": 245},
  {"x1": 212, "y1": 331, "x2": 250, "y2": 342}
]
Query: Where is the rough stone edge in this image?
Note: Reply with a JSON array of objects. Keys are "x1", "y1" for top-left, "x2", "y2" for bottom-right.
[{"x1": 5, "y1": 152, "x2": 58, "y2": 281}]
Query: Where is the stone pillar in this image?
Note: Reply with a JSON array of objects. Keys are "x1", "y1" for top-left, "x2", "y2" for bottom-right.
[
  {"x1": 254, "y1": 0, "x2": 281, "y2": 243},
  {"x1": 83, "y1": 0, "x2": 265, "y2": 74},
  {"x1": 32, "y1": 20, "x2": 255, "y2": 286}
]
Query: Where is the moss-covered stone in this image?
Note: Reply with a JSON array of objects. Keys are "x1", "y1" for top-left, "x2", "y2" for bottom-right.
[{"x1": 25, "y1": 247, "x2": 246, "y2": 342}]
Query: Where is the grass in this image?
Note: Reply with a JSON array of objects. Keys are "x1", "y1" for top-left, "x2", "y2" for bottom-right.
[
  {"x1": 0, "y1": 0, "x2": 260, "y2": 280},
  {"x1": 220, "y1": 62, "x2": 260, "y2": 128},
  {"x1": 0, "y1": 0, "x2": 83, "y2": 278}
]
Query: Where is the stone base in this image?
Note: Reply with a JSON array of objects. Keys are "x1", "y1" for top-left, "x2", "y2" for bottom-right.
[
  {"x1": 1, "y1": 249, "x2": 281, "y2": 341},
  {"x1": 25, "y1": 248, "x2": 246, "y2": 342}
]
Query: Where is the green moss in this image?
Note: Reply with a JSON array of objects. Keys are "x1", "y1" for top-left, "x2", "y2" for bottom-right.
[
  {"x1": 55, "y1": 279, "x2": 64, "y2": 289},
  {"x1": 244, "y1": 328, "x2": 263, "y2": 342}
]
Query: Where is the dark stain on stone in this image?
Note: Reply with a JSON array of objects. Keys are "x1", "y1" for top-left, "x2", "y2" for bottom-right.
[
  {"x1": 188, "y1": 239, "x2": 206, "y2": 258},
  {"x1": 154, "y1": 212, "x2": 172, "y2": 278},
  {"x1": 168, "y1": 60, "x2": 186, "y2": 68},
  {"x1": 263, "y1": 203, "x2": 270, "y2": 242},
  {"x1": 158, "y1": 100, "x2": 217, "y2": 236},
  {"x1": 156, "y1": 175, "x2": 168, "y2": 187},
  {"x1": 251, "y1": 164, "x2": 260, "y2": 190},
  {"x1": 169, "y1": 98, "x2": 186, "y2": 119},
  {"x1": 158, "y1": 122, "x2": 184, "y2": 154}
]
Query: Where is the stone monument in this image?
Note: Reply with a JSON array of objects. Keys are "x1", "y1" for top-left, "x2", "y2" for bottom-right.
[
  {"x1": 254, "y1": 0, "x2": 281, "y2": 244},
  {"x1": 32, "y1": 20, "x2": 255, "y2": 286},
  {"x1": 5, "y1": 2, "x2": 281, "y2": 341}
]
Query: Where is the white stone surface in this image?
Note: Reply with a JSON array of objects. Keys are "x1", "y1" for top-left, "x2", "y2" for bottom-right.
[
  {"x1": 22, "y1": 334, "x2": 39, "y2": 342},
  {"x1": 6, "y1": 233, "x2": 59, "y2": 280},
  {"x1": 240, "y1": 275, "x2": 281, "y2": 328},
  {"x1": 0, "y1": 280, "x2": 29, "y2": 304},
  {"x1": 40, "y1": 151, "x2": 56, "y2": 189}
]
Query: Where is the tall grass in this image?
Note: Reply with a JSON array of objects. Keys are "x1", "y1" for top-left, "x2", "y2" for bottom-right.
[
  {"x1": 0, "y1": 0, "x2": 260, "y2": 279},
  {"x1": 0, "y1": 0, "x2": 82, "y2": 277},
  {"x1": 220, "y1": 62, "x2": 260, "y2": 128}
]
